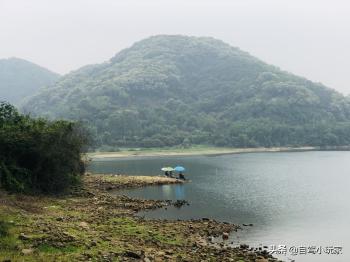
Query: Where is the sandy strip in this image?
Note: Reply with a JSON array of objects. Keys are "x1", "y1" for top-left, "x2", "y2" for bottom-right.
[{"x1": 87, "y1": 146, "x2": 317, "y2": 159}]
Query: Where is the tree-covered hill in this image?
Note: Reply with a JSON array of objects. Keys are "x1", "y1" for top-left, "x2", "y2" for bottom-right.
[
  {"x1": 0, "y1": 57, "x2": 59, "y2": 105},
  {"x1": 22, "y1": 35, "x2": 350, "y2": 149}
]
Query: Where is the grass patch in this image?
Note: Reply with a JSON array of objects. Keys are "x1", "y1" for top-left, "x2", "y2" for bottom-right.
[
  {"x1": 0, "y1": 219, "x2": 10, "y2": 237},
  {"x1": 37, "y1": 243, "x2": 79, "y2": 253},
  {"x1": 110, "y1": 217, "x2": 182, "y2": 245},
  {"x1": 0, "y1": 216, "x2": 18, "y2": 251},
  {"x1": 0, "y1": 235, "x2": 17, "y2": 251}
]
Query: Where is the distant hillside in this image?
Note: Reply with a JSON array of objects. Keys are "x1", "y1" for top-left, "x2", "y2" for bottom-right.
[
  {"x1": 0, "y1": 57, "x2": 59, "y2": 105},
  {"x1": 22, "y1": 35, "x2": 350, "y2": 149}
]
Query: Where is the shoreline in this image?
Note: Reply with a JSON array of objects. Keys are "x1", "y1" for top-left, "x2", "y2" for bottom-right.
[
  {"x1": 0, "y1": 174, "x2": 280, "y2": 261},
  {"x1": 84, "y1": 173, "x2": 186, "y2": 191},
  {"x1": 87, "y1": 146, "x2": 320, "y2": 159}
]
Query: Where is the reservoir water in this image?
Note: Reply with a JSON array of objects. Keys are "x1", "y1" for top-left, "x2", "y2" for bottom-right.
[{"x1": 88, "y1": 151, "x2": 350, "y2": 262}]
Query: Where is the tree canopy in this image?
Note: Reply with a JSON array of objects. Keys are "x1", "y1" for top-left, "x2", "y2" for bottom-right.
[
  {"x1": 0, "y1": 102, "x2": 87, "y2": 193},
  {"x1": 22, "y1": 35, "x2": 350, "y2": 149}
]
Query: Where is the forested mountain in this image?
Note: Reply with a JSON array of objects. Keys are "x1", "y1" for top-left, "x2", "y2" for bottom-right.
[
  {"x1": 22, "y1": 35, "x2": 350, "y2": 149},
  {"x1": 0, "y1": 57, "x2": 59, "y2": 105}
]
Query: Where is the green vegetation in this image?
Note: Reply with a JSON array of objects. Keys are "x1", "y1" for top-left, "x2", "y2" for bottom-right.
[
  {"x1": 0, "y1": 190, "x2": 187, "y2": 261},
  {"x1": 109, "y1": 217, "x2": 182, "y2": 245},
  {"x1": 22, "y1": 35, "x2": 350, "y2": 149},
  {"x1": 0, "y1": 217, "x2": 9, "y2": 237},
  {"x1": 0, "y1": 102, "x2": 88, "y2": 193},
  {"x1": 0, "y1": 57, "x2": 59, "y2": 105},
  {"x1": 0, "y1": 215, "x2": 17, "y2": 252}
]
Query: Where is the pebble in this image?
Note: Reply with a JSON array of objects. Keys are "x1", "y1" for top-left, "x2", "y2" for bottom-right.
[
  {"x1": 79, "y1": 221, "x2": 89, "y2": 229},
  {"x1": 123, "y1": 250, "x2": 141, "y2": 259},
  {"x1": 19, "y1": 233, "x2": 30, "y2": 240},
  {"x1": 21, "y1": 249, "x2": 33, "y2": 255}
]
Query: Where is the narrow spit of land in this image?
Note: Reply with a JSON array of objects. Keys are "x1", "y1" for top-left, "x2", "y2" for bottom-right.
[
  {"x1": 88, "y1": 146, "x2": 318, "y2": 159},
  {"x1": 0, "y1": 174, "x2": 281, "y2": 262}
]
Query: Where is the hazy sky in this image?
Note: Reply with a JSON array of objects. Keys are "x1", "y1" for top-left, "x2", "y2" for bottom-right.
[{"x1": 1, "y1": 0, "x2": 349, "y2": 94}]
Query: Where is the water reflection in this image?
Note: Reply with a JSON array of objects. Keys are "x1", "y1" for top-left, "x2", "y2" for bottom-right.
[
  {"x1": 161, "y1": 185, "x2": 172, "y2": 199},
  {"x1": 175, "y1": 185, "x2": 185, "y2": 199},
  {"x1": 117, "y1": 184, "x2": 186, "y2": 200}
]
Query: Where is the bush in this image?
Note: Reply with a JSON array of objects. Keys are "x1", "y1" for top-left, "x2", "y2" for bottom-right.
[
  {"x1": 0, "y1": 216, "x2": 17, "y2": 251},
  {"x1": 0, "y1": 219, "x2": 9, "y2": 237},
  {"x1": 0, "y1": 102, "x2": 88, "y2": 194}
]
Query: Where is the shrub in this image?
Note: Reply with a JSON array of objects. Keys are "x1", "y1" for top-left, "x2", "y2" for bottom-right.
[
  {"x1": 0, "y1": 102, "x2": 88, "y2": 194},
  {"x1": 0, "y1": 219, "x2": 9, "y2": 237}
]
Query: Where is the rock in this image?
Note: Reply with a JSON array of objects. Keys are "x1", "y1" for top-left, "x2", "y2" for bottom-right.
[
  {"x1": 195, "y1": 239, "x2": 207, "y2": 247},
  {"x1": 123, "y1": 251, "x2": 141, "y2": 259},
  {"x1": 79, "y1": 221, "x2": 89, "y2": 229},
  {"x1": 21, "y1": 248, "x2": 34, "y2": 255},
  {"x1": 156, "y1": 251, "x2": 166, "y2": 256},
  {"x1": 62, "y1": 231, "x2": 76, "y2": 241},
  {"x1": 19, "y1": 233, "x2": 30, "y2": 240},
  {"x1": 173, "y1": 200, "x2": 189, "y2": 208},
  {"x1": 240, "y1": 244, "x2": 249, "y2": 249},
  {"x1": 222, "y1": 232, "x2": 229, "y2": 240},
  {"x1": 176, "y1": 255, "x2": 183, "y2": 260},
  {"x1": 154, "y1": 252, "x2": 169, "y2": 262},
  {"x1": 255, "y1": 258, "x2": 269, "y2": 262},
  {"x1": 260, "y1": 250, "x2": 269, "y2": 256},
  {"x1": 165, "y1": 249, "x2": 173, "y2": 255},
  {"x1": 83, "y1": 253, "x2": 93, "y2": 259}
]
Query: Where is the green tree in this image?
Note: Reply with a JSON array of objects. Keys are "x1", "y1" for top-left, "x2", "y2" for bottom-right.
[{"x1": 0, "y1": 102, "x2": 88, "y2": 194}]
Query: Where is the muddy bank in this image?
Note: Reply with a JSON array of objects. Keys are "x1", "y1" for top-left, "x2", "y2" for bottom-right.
[{"x1": 0, "y1": 174, "x2": 281, "y2": 261}]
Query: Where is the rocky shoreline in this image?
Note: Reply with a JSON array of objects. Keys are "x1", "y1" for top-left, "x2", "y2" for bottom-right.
[
  {"x1": 0, "y1": 174, "x2": 282, "y2": 261},
  {"x1": 84, "y1": 173, "x2": 186, "y2": 191}
]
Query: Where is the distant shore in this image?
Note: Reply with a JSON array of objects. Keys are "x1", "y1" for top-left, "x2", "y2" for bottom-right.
[{"x1": 87, "y1": 146, "x2": 322, "y2": 159}]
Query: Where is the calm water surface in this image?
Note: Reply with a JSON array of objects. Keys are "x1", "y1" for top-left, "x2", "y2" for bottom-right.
[{"x1": 88, "y1": 151, "x2": 350, "y2": 262}]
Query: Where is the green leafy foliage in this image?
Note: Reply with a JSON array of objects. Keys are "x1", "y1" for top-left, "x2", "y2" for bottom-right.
[
  {"x1": 0, "y1": 102, "x2": 88, "y2": 193},
  {"x1": 22, "y1": 35, "x2": 350, "y2": 148},
  {"x1": 0, "y1": 219, "x2": 9, "y2": 237},
  {"x1": 0, "y1": 216, "x2": 17, "y2": 252}
]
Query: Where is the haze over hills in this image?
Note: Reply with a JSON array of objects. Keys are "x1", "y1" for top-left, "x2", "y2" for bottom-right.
[
  {"x1": 22, "y1": 35, "x2": 350, "y2": 149},
  {"x1": 0, "y1": 57, "x2": 60, "y2": 105}
]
